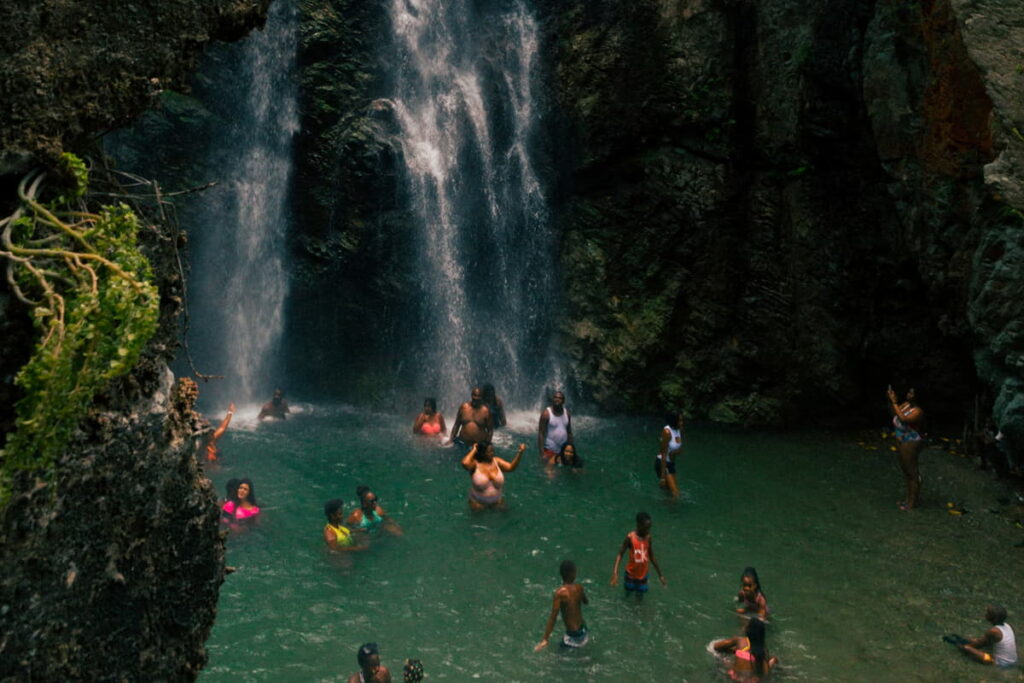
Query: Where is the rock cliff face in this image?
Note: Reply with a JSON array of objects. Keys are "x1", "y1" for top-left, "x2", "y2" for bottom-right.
[
  {"x1": 0, "y1": 1, "x2": 268, "y2": 679},
  {"x1": 280, "y1": 0, "x2": 1023, "y2": 443}
]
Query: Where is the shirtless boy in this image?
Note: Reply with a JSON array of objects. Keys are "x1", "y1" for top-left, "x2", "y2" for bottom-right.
[{"x1": 535, "y1": 560, "x2": 589, "y2": 651}]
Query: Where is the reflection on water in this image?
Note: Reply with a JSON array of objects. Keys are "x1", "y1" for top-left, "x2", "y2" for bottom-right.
[{"x1": 201, "y1": 407, "x2": 1020, "y2": 681}]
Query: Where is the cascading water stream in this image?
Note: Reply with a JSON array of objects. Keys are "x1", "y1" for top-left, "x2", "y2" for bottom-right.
[
  {"x1": 388, "y1": 0, "x2": 561, "y2": 408},
  {"x1": 185, "y1": 0, "x2": 298, "y2": 408}
]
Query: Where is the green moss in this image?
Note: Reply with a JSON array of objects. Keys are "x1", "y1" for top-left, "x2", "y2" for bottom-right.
[{"x1": 0, "y1": 157, "x2": 160, "y2": 503}]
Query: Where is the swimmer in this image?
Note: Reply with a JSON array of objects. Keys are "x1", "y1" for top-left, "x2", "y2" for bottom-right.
[
  {"x1": 412, "y1": 397, "x2": 446, "y2": 436},
  {"x1": 481, "y1": 383, "x2": 507, "y2": 428},
  {"x1": 713, "y1": 617, "x2": 778, "y2": 681},
  {"x1": 735, "y1": 567, "x2": 769, "y2": 620},
  {"x1": 535, "y1": 559, "x2": 590, "y2": 651},
  {"x1": 887, "y1": 385, "x2": 925, "y2": 509},
  {"x1": 656, "y1": 412, "x2": 684, "y2": 497},
  {"x1": 221, "y1": 478, "x2": 260, "y2": 527},
  {"x1": 402, "y1": 659, "x2": 424, "y2": 683},
  {"x1": 258, "y1": 388, "x2": 290, "y2": 421},
  {"x1": 955, "y1": 603, "x2": 1018, "y2": 667},
  {"x1": 347, "y1": 485, "x2": 402, "y2": 536},
  {"x1": 348, "y1": 642, "x2": 391, "y2": 683},
  {"x1": 323, "y1": 498, "x2": 365, "y2": 551},
  {"x1": 554, "y1": 442, "x2": 583, "y2": 469},
  {"x1": 538, "y1": 391, "x2": 573, "y2": 463},
  {"x1": 450, "y1": 387, "x2": 493, "y2": 448},
  {"x1": 204, "y1": 402, "x2": 235, "y2": 462},
  {"x1": 461, "y1": 441, "x2": 526, "y2": 510},
  {"x1": 611, "y1": 511, "x2": 666, "y2": 594}
]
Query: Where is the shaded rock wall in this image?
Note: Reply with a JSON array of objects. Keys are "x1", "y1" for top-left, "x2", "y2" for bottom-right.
[{"x1": 0, "y1": 1, "x2": 270, "y2": 678}]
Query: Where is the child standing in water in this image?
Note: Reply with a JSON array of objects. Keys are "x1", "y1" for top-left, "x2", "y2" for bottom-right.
[
  {"x1": 535, "y1": 560, "x2": 590, "y2": 651},
  {"x1": 735, "y1": 567, "x2": 769, "y2": 620},
  {"x1": 610, "y1": 512, "x2": 667, "y2": 595}
]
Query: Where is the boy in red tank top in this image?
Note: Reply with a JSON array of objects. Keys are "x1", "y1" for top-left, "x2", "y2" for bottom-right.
[{"x1": 610, "y1": 512, "x2": 666, "y2": 596}]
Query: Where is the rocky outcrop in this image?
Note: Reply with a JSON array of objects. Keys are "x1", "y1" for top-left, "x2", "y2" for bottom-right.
[
  {"x1": 0, "y1": 0, "x2": 271, "y2": 174},
  {"x1": 0, "y1": 1, "x2": 269, "y2": 679}
]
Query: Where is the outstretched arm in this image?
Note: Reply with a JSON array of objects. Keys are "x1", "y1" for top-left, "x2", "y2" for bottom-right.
[
  {"x1": 499, "y1": 444, "x2": 527, "y2": 472},
  {"x1": 212, "y1": 402, "x2": 235, "y2": 441},
  {"x1": 649, "y1": 539, "x2": 667, "y2": 586},
  {"x1": 535, "y1": 591, "x2": 563, "y2": 651},
  {"x1": 610, "y1": 537, "x2": 629, "y2": 585}
]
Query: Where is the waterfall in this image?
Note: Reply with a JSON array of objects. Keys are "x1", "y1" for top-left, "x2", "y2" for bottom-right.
[
  {"x1": 185, "y1": 0, "x2": 298, "y2": 407},
  {"x1": 388, "y1": 0, "x2": 560, "y2": 408}
]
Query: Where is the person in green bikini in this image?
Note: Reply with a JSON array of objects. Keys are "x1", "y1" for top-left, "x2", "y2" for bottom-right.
[{"x1": 347, "y1": 485, "x2": 403, "y2": 536}]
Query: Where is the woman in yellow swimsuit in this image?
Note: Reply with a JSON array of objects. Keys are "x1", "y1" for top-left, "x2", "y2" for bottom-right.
[{"x1": 323, "y1": 498, "x2": 365, "y2": 551}]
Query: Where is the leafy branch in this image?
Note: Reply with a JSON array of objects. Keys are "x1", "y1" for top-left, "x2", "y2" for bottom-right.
[{"x1": 0, "y1": 154, "x2": 160, "y2": 501}]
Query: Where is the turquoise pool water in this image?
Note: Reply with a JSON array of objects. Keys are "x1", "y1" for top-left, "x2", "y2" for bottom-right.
[{"x1": 200, "y1": 406, "x2": 1021, "y2": 682}]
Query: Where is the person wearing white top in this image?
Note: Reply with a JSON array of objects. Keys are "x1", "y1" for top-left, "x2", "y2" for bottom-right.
[
  {"x1": 655, "y1": 413, "x2": 685, "y2": 498},
  {"x1": 960, "y1": 604, "x2": 1018, "y2": 668}
]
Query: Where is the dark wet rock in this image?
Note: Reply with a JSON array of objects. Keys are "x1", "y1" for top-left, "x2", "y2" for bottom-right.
[{"x1": 0, "y1": 1, "x2": 269, "y2": 678}]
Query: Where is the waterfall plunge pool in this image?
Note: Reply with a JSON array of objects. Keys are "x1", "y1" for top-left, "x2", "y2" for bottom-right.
[{"x1": 200, "y1": 407, "x2": 1021, "y2": 681}]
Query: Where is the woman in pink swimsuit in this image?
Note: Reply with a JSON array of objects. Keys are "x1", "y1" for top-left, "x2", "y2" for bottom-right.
[
  {"x1": 461, "y1": 441, "x2": 526, "y2": 510},
  {"x1": 412, "y1": 398, "x2": 446, "y2": 437},
  {"x1": 713, "y1": 617, "x2": 777, "y2": 681},
  {"x1": 221, "y1": 477, "x2": 261, "y2": 528}
]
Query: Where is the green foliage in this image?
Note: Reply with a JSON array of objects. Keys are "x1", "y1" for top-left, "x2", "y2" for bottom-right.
[{"x1": 0, "y1": 158, "x2": 160, "y2": 502}]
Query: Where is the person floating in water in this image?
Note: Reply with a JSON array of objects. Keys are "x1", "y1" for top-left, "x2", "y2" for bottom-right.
[
  {"x1": 656, "y1": 412, "x2": 684, "y2": 497},
  {"x1": 538, "y1": 390, "x2": 573, "y2": 463},
  {"x1": 611, "y1": 511, "x2": 666, "y2": 594},
  {"x1": 481, "y1": 383, "x2": 506, "y2": 428},
  {"x1": 258, "y1": 388, "x2": 290, "y2": 421},
  {"x1": 450, "y1": 386, "x2": 493, "y2": 448},
  {"x1": 348, "y1": 642, "x2": 391, "y2": 683},
  {"x1": 347, "y1": 485, "x2": 402, "y2": 536},
  {"x1": 323, "y1": 498, "x2": 364, "y2": 551},
  {"x1": 954, "y1": 603, "x2": 1018, "y2": 668},
  {"x1": 887, "y1": 385, "x2": 925, "y2": 509},
  {"x1": 735, "y1": 567, "x2": 769, "y2": 620},
  {"x1": 713, "y1": 616, "x2": 778, "y2": 681},
  {"x1": 535, "y1": 559, "x2": 590, "y2": 651},
  {"x1": 221, "y1": 478, "x2": 260, "y2": 529},
  {"x1": 203, "y1": 402, "x2": 235, "y2": 462},
  {"x1": 412, "y1": 397, "x2": 446, "y2": 437},
  {"x1": 461, "y1": 441, "x2": 526, "y2": 510}
]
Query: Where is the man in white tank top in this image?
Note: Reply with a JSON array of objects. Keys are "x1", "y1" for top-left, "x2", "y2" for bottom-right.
[
  {"x1": 538, "y1": 391, "x2": 573, "y2": 462},
  {"x1": 959, "y1": 603, "x2": 1018, "y2": 668}
]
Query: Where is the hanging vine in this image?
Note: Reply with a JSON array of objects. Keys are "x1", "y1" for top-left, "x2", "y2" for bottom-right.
[{"x1": 0, "y1": 154, "x2": 160, "y2": 501}]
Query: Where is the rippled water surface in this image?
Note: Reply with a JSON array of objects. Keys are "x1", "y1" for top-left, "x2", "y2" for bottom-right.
[{"x1": 200, "y1": 406, "x2": 1021, "y2": 682}]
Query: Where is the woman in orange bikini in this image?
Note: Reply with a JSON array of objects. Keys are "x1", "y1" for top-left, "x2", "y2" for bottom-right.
[
  {"x1": 412, "y1": 398, "x2": 446, "y2": 437},
  {"x1": 460, "y1": 441, "x2": 526, "y2": 510},
  {"x1": 713, "y1": 617, "x2": 778, "y2": 681}
]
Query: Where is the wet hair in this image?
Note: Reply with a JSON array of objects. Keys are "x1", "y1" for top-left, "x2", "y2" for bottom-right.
[
  {"x1": 665, "y1": 412, "x2": 684, "y2": 428},
  {"x1": 560, "y1": 559, "x2": 577, "y2": 581},
  {"x1": 423, "y1": 397, "x2": 437, "y2": 412},
  {"x1": 224, "y1": 478, "x2": 240, "y2": 501},
  {"x1": 988, "y1": 604, "x2": 1008, "y2": 625},
  {"x1": 746, "y1": 617, "x2": 769, "y2": 675},
  {"x1": 324, "y1": 498, "x2": 344, "y2": 520},
  {"x1": 558, "y1": 442, "x2": 580, "y2": 467},
  {"x1": 229, "y1": 478, "x2": 257, "y2": 505},
  {"x1": 636, "y1": 511, "x2": 651, "y2": 525},
  {"x1": 474, "y1": 441, "x2": 494, "y2": 461},
  {"x1": 741, "y1": 566, "x2": 765, "y2": 598},
  {"x1": 481, "y1": 384, "x2": 497, "y2": 402},
  {"x1": 357, "y1": 642, "x2": 379, "y2": 668},
  {"x1": 356, "y1": 485, "x2": 373, "y2": 504},
  {"x1": 403, "y1": 658, "x2": 424, "y2": 683}
]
